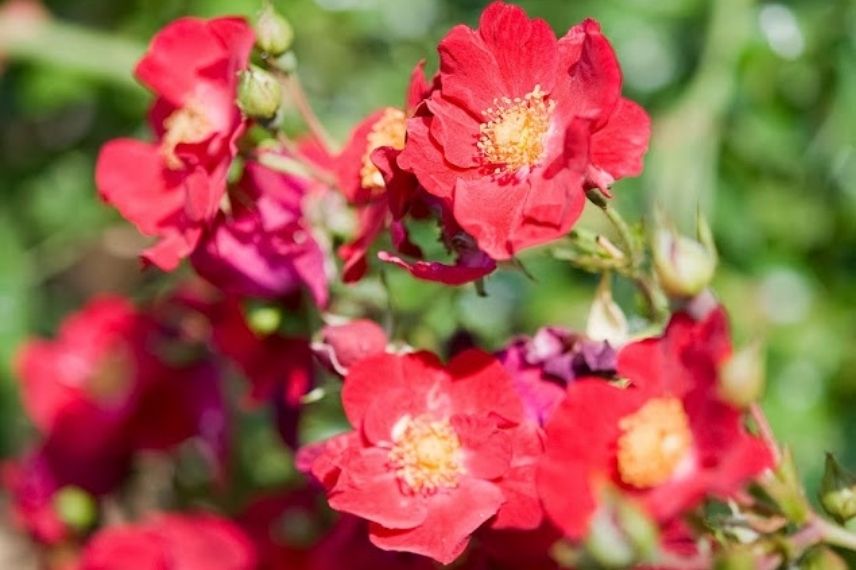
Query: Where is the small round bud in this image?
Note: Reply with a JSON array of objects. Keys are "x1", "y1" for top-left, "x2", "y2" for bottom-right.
[
  {"x1": 246, "y1": 302, "x2": 282, "y2": 335},
  {"x1": 718, "y1": 341, "x2": 765, "y2": 408},
  {"x1": 820, "y1": 453, "x2": 856, "y2": 523},
  {"x1": 53, "y1": 486, "x2": 98, "y2": 533},
  {"x1": 255, "y1": 2, "x2": 293, "y2": 57},
  {"x1": 652, "y1": 229, "x2": 717, "y2": 299},
  {"x1": 237, "y1": 65, "x2": 282, "y2": 120}
]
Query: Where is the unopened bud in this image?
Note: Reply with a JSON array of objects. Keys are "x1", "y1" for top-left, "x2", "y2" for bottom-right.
[
  {"x1": 237, "y1": 65, "x2": 282, "y2": 120},
  {"x1": 587, "y1": 275, "x2": 628, "y2": 347},
  {"x1": 762, "y1": 447, "x2": 811, "y2": 524},
  {"x1": 653, "y1": 228, "x2": 717, "y2": 299},
  {"x1": 245, "y1": 301, "x2": 282, "y2": 335},
  {"x1": 803, "y1": 546, "x2": 849, "y2": 570},
  {"x1": 714, "y1": 547, "x2": 756, "y2": 570},
  {"x1": 255, "y1": 2, "x2": 293, "y2": 57},
  {"x1": 719, "y1": 341, "x2": 765, "y2": 408},
  {"x1": 53, "y1": 486, "x2": 97, "y2": 533},
  {"x1": 584, "y1": 489, "x2": 658, "y2": 568},
  {"x1": 820, "y1": 453, "x2": 856, "y2": 523}
]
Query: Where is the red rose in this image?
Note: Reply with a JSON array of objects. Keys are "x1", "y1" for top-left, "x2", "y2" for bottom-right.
[
  {"x1": 96, "y1": 17, "x2": 254, "y2": 270},
  {"x1": 14, "y1": 295, "x2": 229, "y2": 493},
  {"x1": 78, "y1": 513, "x2": 256, "y2": 570},
  {"x1": 398, "y1": 2, "x2": 650, "y2": 260},
  {"x1": 537, "y1": 310, "x2": 774, "y2": 539},
  {"x1": 336, "y1": 62, "x2": 431, "y2": 282},
  {"x1": 301, "y1": 350, "x2": 543, "y2": 564}
]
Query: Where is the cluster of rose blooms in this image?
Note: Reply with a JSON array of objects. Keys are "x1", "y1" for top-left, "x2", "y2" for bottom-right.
[{"x1": 7, "y1": 2, "x2": 856, "y2": 569}]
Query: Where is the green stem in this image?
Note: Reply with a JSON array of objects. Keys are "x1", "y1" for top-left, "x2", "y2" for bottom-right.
[
  {"x1": 816, "y1": 517, "x2": 856, "y2": 552},
  {"x1": 0, "y1": 13, "x2": 144, "y2": 90}
]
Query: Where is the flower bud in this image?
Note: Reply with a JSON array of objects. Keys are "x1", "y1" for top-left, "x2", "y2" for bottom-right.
[
  {"x1": 254, "y1": 2, "x2": 293, "y2": 57},
  {"x1": 718, "y1": 341, "x2": 765, "y2": 408},
  {"x1": 584, "y1": 489, "x2": 659, "y2": 568},
  {"x1": 53, "y1": 486, "x2": 97, "y2": 533},
  {"x1": 652, "y1": 228, "x2": 717, "y2": 299},
  {"x1": 586, "y1": 275, "x2": 628, "y2": 347},
  {"x1": 237, "y1": 65, "x2": 282, "y2": 120},
  {"x1": 762, "y1": 447, "x2": 811, "y2": 524},
  {"x1": 245, "y1": 302, "x2": 282, "y2": 335},
  {"x1": 803, "y1": 546, "x2": 849, "y2": 570},
  {"x1": 714, "y1": 547, "x2": 756, "y2": 570},
  {"x1": 819, "y1": 453, "x2": 856, "y2": 523}
]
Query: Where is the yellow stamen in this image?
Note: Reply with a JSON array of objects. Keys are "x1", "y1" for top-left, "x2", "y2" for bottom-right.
[
  {"x1": 388, "y1": 415, "x2": 463, "y2": 495},
  {"x1": 161, "y1": 101, "x2": 212, "y2": 169},
  {"x1": 617, "y1": 397, "x2": 693, "y2": 488},
  {"x1": 477, "y1": 85, "x2": 554, "y2": 175},
  {"x1": 87, "y1": 347, "x2": 134, "y2": 405},
  {"x1": 360, "y1": 107, "x2": 406, "y2": 191}
]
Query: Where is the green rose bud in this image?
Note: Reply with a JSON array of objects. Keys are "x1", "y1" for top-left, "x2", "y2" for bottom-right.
[
  {"x1": 255, "y1": 2, "x2": 293, "y2": 57},
  {"x1": 820, "y1": 453, "x2": 856, "y2": 523},
  {"x1": 719, "y1": 341, "x2": 766, "y2": 408},
  {"x1": 53, "y1": 486, "x2": 98, "y2": 533},
  {"x1": 237, "y1": 65, "x2": 282, "y2": 120}
]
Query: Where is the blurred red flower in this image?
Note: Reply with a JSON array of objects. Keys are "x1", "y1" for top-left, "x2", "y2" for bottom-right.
[
  {"x1": 537, "y1": 310, "x2": 774, "y2": 539},
  {"x1": 398, "y1": 1, "x2": 650, "y2": 260},
  {"x1": 96, "y1": 17, "x2": 254, "y2": 270},
  {"x1": 77, "y1": 513, "x2": 256, "y2": 570}
]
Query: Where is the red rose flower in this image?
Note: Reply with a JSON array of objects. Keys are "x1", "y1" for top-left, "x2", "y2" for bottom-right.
[
  {"x1": 301, "y1": 350, "x2": 543, "y2": 564},
  {"x1": 78, "y1": 513, "x2": 256, "y2": 570},
  {"x1": 537, "y1": 310, "x2": 774, "y2": 539},
  {"x1": 14, "y1": 295, "x2": 229, "y2": 492},
  {"x1": 96, "y1": 17, "x2": 254, "y2": 270},
  {"x1": 398, "y1": 2, "x2": 650, "y2": 260},
  {"x1": 336, "y1": 62, "x2": 432, "y2": 282},
  {"x1": 191, "y1": 159, "x2": 330, "y2": 306},
  {"x1": 2, "y1": 451, "x2": 67, "y2": 545}
]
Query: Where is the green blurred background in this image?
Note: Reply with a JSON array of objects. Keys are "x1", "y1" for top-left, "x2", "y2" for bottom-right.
[{"x1": 0, "y1": 0, "x2": 854, "y2": 501}]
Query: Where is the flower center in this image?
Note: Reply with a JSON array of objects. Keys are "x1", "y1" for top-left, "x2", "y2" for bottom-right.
[
  {"x1": 161, "y1": 101, "x2": 213, "y2": 169},
  {"x1": 87, "y1": 346, "x2": 134, "y2": 406},
  {"x1": 360, "y1": 107, "x2": 406, "y2": 191},
  {"x1": 477, "y1": 85, "x2": 554, "y2": 175},
  {"x1": 616, "y1": 397, "x2": 693, "y2": 489},
  {"x1": 388, "y1": 415, "x2": 463, "y2": 494}
]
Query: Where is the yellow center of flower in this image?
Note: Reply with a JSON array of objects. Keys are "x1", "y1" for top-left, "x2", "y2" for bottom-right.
[
  {"x1": 161, "y1": 101, "x2": 213, "y2": 169},
  {"x1": 477, "y1": 85, "x2": 554, "y2": 175},
  {"x1": 388, "y1": 415, "x2": 463, "y2": 494},
  {"x1": 360, "y1": 107, "x2": 407, "y2": 191},
  {"x1": 616, "y1": 397, "x2": 693, "y2": 489},
  {"x1": 87, "y1": 346, "x2": 134, "y2": 406}
]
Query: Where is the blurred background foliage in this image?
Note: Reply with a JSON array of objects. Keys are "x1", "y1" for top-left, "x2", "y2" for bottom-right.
[{"x1": 0, "y1": 0, "x2": 854, "y2": 507}]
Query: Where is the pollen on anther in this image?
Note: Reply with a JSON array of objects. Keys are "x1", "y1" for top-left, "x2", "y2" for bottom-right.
[{"x1": 477, "y1": 85, "x2": 554, "y2": 175}]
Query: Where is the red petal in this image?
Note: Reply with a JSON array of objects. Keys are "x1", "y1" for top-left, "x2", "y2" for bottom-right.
[
  {"x1": 589, "y1": 98, "x2": 651, "y2": 183},
  {"x1": 95, "y1": 139, "x2": 184, "y2": 236},
  {"x1": 342, "y1": 352, "x2": 447, "y2": 429},
  {"x1": 377, "y1": 251, "x2": 495, "y2": 286},
  {"x1": 453, "y1": 414, "x2": 512, "y2": 480},
  {"x1": 538, "y1": 381, "x2": 642, "y2": 539},
  {"x1": 368, "y1": 477, "x2": 503, "y2": 564},
  {"x1": 330, "y1": 448, "x2": 429, "y2": 529},
  {"x1": 447, "y1": 349, "x2": 523, "y2": 423},
  {"x1": 135, "y1": 18, "x2": 230, "y2": 105}
]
